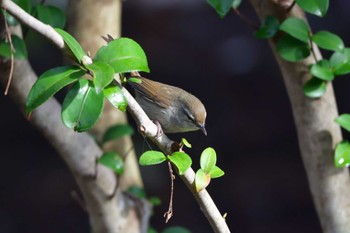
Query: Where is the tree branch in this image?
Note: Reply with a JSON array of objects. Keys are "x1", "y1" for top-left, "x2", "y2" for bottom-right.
[
  {"x1": 1, "y1": 0, "x2": 230, "y2": 232},
  {"x1": 249, "y1": 1, "x2": 350, "y2": 232}
]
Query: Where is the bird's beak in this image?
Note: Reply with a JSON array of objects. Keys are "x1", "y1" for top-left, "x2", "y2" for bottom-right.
[{"x1": 200, "y1": 125, "x2": 207, "y2": 136}]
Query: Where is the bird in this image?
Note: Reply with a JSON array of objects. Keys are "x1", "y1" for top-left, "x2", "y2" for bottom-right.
[{"x1": 129, "y1": 76, "x2": 207, "y2": 135}]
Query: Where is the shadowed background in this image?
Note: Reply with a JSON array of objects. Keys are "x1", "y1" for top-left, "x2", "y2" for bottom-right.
[{"x1": 1, "y1": 0, "x2": 350, "y2": 232}]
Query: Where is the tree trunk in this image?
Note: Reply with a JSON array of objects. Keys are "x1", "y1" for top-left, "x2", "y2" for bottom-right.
[{"x1": 249, "y1": 1, "x2": 350, "y2": 232}]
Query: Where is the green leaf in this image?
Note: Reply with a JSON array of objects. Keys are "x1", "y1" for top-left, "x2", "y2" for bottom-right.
[
  {"x1": 162, "y1": 226, "x2": 191, "y2": 233},
  {"x1": 128, "y1": 77, "x2": 142, "y2": 83},
  {"x1": 127, "y1": 186, "x2": 146, "y2": 198},
  {"x1": 139, "y1": 151, "x2": 166, "y2": 166},
  {"x1": 98, "y1": 152, "x2": 124, "y2": 174},
  {"x1": 303, "y1": 77, "x2": 326, "y2": 98},
  {"x1": 330, "y1": 49, "x2": 350, "y2": 76},
  {"x1": 207, "y1": 0, "x2": 234, "y2": 18},
  {"x1": 279, "y1": 17, "x2": 310, "y2": 43},
  {"x1": 36, "y1": 5, "x2": 66, "y2": 29},
  {"x1": 310, "y1": 59, "x2": 334, "y2": 81},
  {"x1": 181, "y1": 138, "x2": 192, "y2": 148},
  {"x1": 86, "y1": 61, "x2": 114, "y2": 93},
  {"x1": 295, "y1": 0, "x2": 329, "y2": 17},
  {"x1": 148, "y1": 227, "x2": 158, "y2": 233},
  {"x1": 55, "y1": 28, "x2": 86, "y2": 63},
  {"x1": 312, "y1": 31, "x2": 344, "y2": 52},
  {"x1": 200, "y1": 147, "x2": 217, "y2": 173},
  {"x1": 94, "y1": 37, "x2": 150, "y2": 74},
  {"x1": 276, "y1": 34, "x2": 310, "y2": 62},
  {"x1": 209, "y1": 166, "x2": 225, "y2": 178},
  {"x1": 255, "y1": 15, "x2": 280, "y2": 39},
  {"x1": 231, "y1": 0, "x2": 241, "y2": 9},
  {"x1": 26, "y1": 66, "x2": 85, "y2": 113},
  {"x1": 103, "y1": 124, "x2": 134, "y2": 143},
  {"x1": 103, "y1": 84, "x2": 127, "y2": 111},
  {"x1": 61, "y1": 79, "x2": 104, "y2": 132},
  {"x1": 334, "y1": 141, "x2": 350, "y2": 168},
  {"x1": 195, "y1": 169, "x2": 211, "y2": 192},
  {"x1": 0, "y1": 35, "x2": 28, "y2": 59},
  {"x1": 167, "y1": 152, "x2": 192, "y2": 175},
  {"x1": 335, "y1": 114, "x2": 350, "y2": 132},
  {"x1": 14, "y1": 0, "x2": 31, "y2": 13}
]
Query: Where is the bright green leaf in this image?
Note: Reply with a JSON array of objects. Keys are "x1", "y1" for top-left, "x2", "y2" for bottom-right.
[
  {"x1": 86, "y1": 61, "x2": 114, "y2": 93},
  {"x1": 98, "y1": 152, "x2": 124, "y2": 174},
  {"x1": 310, "y1": 59, "x2": 334, "y2": 81},
  {"x1": 167, "y1": 152, "x2": 192, "y2": 175},
  {"x1": 209, "y1": 166, "x2": 225, "y2": 178},
  {"x1": 335, "y1": 114, "x2": 350, "y2": 132},
  {"x1": 55, "y1": 28, "x2": 86, "y2": 63},
  {"x1": 207, "y1": 0, "x2": 234, "y2": 18},
  {"x1": 181, "y1": 138, "x2": 192, "y2": 148},
  {"x1": 255, "y1": 15, "x2": 280, "y2": 39},
  {"x1": 195, "y1": 169, "x2": 211, "y2": 192},
  {"x1": 162, "y1": 226, "x2": 191, "y2": 233},
  {"x1": 200, "y1": 147, "x2": 217, "y2": 173},
  {"x1": 330, "y1": 49, "x2": 350, "y2": 76},
  {"x1": 295, "y1": 0, "x2": 329, "y2": 17},
  {"x1": 312, "y1": 31, "x2": 344, "y2": 52},
  {"x1": 232, "y1": 0, "x2": 241, "y2": 9},
  {"x1": 14, "y1": 0, "x2": 31, "y2": 13},
  {"x1": 303, "y1": 77, "x2": 326, "y2": 98},
  {"x1": 334, "y1": 141, "x2": 350, "y2": 168},
  {"x1": 94, "y1": 37, "x2": 150, "y2": 74},
  {"x1": 279, "y1": 17, "x2": 310, "y2": 43},
  {"x1": 103, "y1": 84, "x2": 127, "y2": 111},
  {"x1": 277, "y1": 34, "x2": 310, "y2": 62},
  {"x1": 139, "y1": 151, "x2": 166, "y2": 166},
  {"x1": 148, "y1": 196, "x2": 161, "y2": 206},
  {"x1": 128, "y1": 77, "x2": 142, "y2": 83},
  {"x1": 36, "y1": 5, "x2": 66, "y2": 29},
  {"x1": 0, "y1": 35, "x2": 28, "y2": 59},
  {"x1": 26, "y1": 66, "x2": 84, "y2": 113},
  {"x1": 61, "y1": 79, "x2": 104, "y2": 132},
  {"x1": 103, "y1": 124, "x2": 134, "y2": 143}
]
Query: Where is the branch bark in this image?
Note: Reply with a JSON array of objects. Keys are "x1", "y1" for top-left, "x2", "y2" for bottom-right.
[
  {"x1": 249, "y1": 1, "x2": 350, "y2": 232},
  {"x1": 1, "y1": 0, "x2": 230, "y2": 232}
]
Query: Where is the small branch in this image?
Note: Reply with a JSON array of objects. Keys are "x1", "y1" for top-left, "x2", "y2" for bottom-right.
[
  {"x1": 164, "y1": 161, "x2": 175, "y2": 223},
  {"x1": 1, "y1": 1, "x2": 230, "y2": 232},
  {"x1": 2, "y1": 10, "x2": 14, "y2": 95},
  {"x1": 286, "y1": 1, "x2": 296, "y2": 12}
]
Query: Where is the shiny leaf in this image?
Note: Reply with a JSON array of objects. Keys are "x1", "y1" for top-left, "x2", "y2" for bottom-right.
[
  {"x1": 279, "y1": 17, "x2": 310, "y2": 43},
  {"x1": 36, "y1": 5, "x2": 66, "y2": 29},
  {"x1": 277, "y1": 34, "x2": 310, "y2": 62},
  {"x1": 303, "y1": 77, "x2": 326, "y2": 98},
  {"x1": 195, "y1": 169, "x2": 211, "y2": 192},
  {"x1": 335, "y1": 141, "x2": 350, "y2": 168},
  {"x1": 55, "y1": 28, "x2": 85, "y2": 63},
  {"x1": 330, "y1": 48, "x2": 350, "y2": 75},
  {"x1": 86, "y1": 61, "x2": 114, "y2": 93},
  {"x1": 312, "y1": 31, "x2": 344, "y2": 52},
  {"x1": 98, "y1": 152, "x2": 124, "y2": 174},
  {"x1": 0, "y1": 35, "x2": 28, "y2": 59},
  {"x1": 335, "y1": 114, "x2": 350, "y2": 132},
  {"x1": 139, "y1": 151, "x2": 166, "y2": 166},
  {"x1": 207, "y1": 0, "x2": 234, "y2": 18},
  {"x1": 209, "y1": 166, "x2": 225, "y2": 178},
  {"x1": 168, "y1": 152, "x2": 192, "y2": 175},
  {"x1": 181, "y1": 138, "x2": 192, "y2": 148},
  {"x1": 94, "y1": 37, "x2": 149, "y2": 73},
  {"x1": 103, "y1": 84, "x2": 127, "y2": 111},
  {"x1": 61, "y1": 79, "x2": 104, "y2": 132},
  {"x1": 26, "y1": 66, "x2": 84, "y2": 113},
  {"x1": 231, "y1": 0, "x2": 241, "y2": 9},
  {"x1": 310, "y1": 59, "x2": 334, "y2": 81},
  {"x1": 295, "y1": 0, "x2": 329, "y2": 17},
  {"x1": 200, "y1": 147, "x2": 217, "y2": 173}
]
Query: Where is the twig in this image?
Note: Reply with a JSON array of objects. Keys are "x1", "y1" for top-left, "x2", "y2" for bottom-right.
[
  {"x1": 1, "y1": 1, "x2": 230, "y2": 232},
  {"x1": 286, "y1": 1, "x2": 296, "y2": 12},
  {"x1": 164, "y1": 161, "x2": 175, "y2": 223},
  {"x1": 3, "y1": 9, "x2": 14, "y2": 95}
]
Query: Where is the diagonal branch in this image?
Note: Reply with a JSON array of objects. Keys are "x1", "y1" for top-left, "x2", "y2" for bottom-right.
[{"x1": 1, "y1": 0, "x2": 230, "y2": 232}]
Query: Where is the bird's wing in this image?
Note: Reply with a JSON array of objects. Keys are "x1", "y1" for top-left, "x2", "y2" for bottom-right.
[{"x1": 129, "y1": 77, "x2": 176, "y2": 108}]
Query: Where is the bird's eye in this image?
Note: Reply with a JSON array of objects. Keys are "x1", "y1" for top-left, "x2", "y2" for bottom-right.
[{"x1": 186, "y1": 113, "x2": 194, "y2": 122}]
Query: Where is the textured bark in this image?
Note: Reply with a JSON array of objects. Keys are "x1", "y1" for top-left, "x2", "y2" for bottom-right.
[
  {"x1": 249, "y1": 1, "x2": 350, "y2": 232},
  {"x1": 67, "y1": 0, "x2": 143, "y2": 191}
]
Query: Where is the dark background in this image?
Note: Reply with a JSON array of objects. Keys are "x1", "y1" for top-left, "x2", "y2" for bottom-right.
[{"x1": 1, "y1": 0, "x2": 350, "y2": 232}]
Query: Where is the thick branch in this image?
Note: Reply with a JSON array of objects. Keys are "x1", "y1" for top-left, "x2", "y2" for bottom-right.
[
  {"x1": 249, "y1": 1, "x2": 350, "y2": 232},
  {"x1": 1, "y1": 0, "x2": 230, "y2": 232}
]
